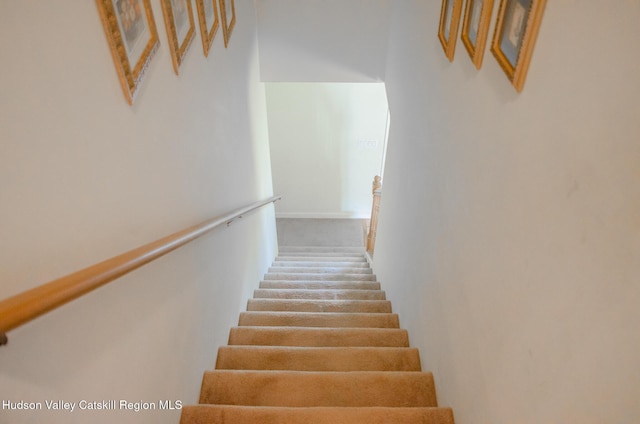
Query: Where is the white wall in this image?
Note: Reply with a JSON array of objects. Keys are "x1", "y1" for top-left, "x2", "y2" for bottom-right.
[
  {"x1": 374, "y1": 2, "x2": 640, "y2": 423},
  {"x1": 266, "y1": 83, "x2": 388, "y2": 218},
  {"x1": 0, "y1": 1, "x2": 275, "y2": 423},
  {"x1": 256, "y1": 0, "x2": 389, "y2": 82}
]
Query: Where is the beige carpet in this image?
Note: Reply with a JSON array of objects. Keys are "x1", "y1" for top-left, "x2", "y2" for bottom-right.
[{"x1": 180, "y1": 246, "x2": 455, "y2": 423}]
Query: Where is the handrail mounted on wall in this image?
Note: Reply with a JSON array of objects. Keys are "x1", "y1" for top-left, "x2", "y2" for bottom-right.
[{"x1": 0, "y1": 195, "x2": 281, "y2": 346}]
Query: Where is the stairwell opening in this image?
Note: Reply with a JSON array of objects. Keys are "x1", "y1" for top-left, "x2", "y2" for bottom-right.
[{"x1": 264, "y1": 82, "x2": 390, "y2": 220}]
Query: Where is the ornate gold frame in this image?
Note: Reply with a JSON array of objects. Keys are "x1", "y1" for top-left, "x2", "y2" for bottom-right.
[
  {"x1": 96, "y1": 0, "x2": 159, "y2": 105},
  {"x1": 491, "y1": 0, "x2": 547, "y2": 92},
  {"x1": 461, "y1": 0, "x2": 494, "y2": 69},
  {"x1": 219, "y1": 0, "x2": 236, "y2": 48},
  {"x1": 196, "y1": 0, "x2": 219, "y2": 57},
  {"x1": 161, "y1": 0, "x2": 196, "y2": 75},
  {"x1": 438, "y1": 0, "x2": 464, "y2": 62}
]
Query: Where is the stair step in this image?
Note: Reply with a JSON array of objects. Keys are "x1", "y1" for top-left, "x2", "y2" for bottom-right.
[
  {"x1": 228, "y1": 327, "x2": 409, "y2": 347},
  {"x1": 259, "y1": 281, "x2": 381, "y2": 290},
  {"x1": 180, "y1": 405, "x2": 455, "y2": 424},
  {"x1": 279, "y1": 246, "x2": 365, "y2": 253},
  {"x1": 215, "y1": 346, "x2": 421, "y2": 371},
  {"x1": 199, "y1": 370, "x2": 437, "y2": 407},
  {"x1": 272, "y1": 260, "x2": 370, "y2": 268},
  {"x1": 277, "y1": 255, "x2": 368, "y2": 262},
  {"x1": 276, "y1": 252, "x2": 366, "y2": 258},
  {"x1": 247, "y1": 299, "x2": 392, "y2": 313},
  {"x1": 253, "y1": 289, "x2": 386, "y2": 300},
  {"x1": 264, "y1": 273, "x2": 377, "y2": 281},
  {"x1": 238, "y1": 312, "x2": 399, "y2": 328},
  {"x1": 268, "y1": 266, "x2": 373, "y2": 274},
  {"x1": 181, "y1": 241, "x2": 455, "y2": 424}
]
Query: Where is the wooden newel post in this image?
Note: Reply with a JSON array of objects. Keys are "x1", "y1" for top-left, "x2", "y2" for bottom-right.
[{"x1": 366, "y1": 176, "x2": 382, "y2": 254}]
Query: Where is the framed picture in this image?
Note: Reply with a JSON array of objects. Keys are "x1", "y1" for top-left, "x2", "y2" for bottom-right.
[
  {"x1": 160, "y1": 0, "x2": 196, "y2": 74},
  {"x1": 219, "y1": 0, "x2": 236, "y2": 48},
  {"x1": 96, "y1": 0, "x2": 160, "y2": 105},
  {"x1": 491, "y1": 0, "x2": 547, "y2": 92},
  {"x1": 461, "y1": 0, "x2": 494, "y2": 69},
  {"x1": 196, "y1": 0, "x2": 219, "y2": 57},
  {"x1": 438, "y1": 0, "x2": 464, "y2": 62}
]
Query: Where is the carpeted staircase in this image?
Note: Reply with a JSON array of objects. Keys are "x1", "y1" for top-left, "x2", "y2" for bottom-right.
[{"x1": 180, "y1": 246, "x2": 455, "y2": 423}]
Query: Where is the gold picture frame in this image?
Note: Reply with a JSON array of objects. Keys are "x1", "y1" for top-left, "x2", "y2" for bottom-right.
[
  {"x1": 219, "y1": 0, "x2": 236, "y2": 48},
  {"x1": 196, "y1": 0, "x2": 219, "y2": 57},
  {"x1": 161, "y1": 0, "x2": 196, "y2": 75},
  {"x1": 96, "y1": 0, "x2": 160, "y2": 105},
  {"x1": 461, "y1": 0, "x2": 494, "y2": 69},
  {"x1": 438, "y1": 0, "x2": 464, "y2": 62},
  {"x1": 491, "y1": 0, "x2": 546, "y2": 92}
]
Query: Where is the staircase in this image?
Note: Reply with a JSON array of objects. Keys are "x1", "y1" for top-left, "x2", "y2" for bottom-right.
[{"x1": 180, "y1": 246, "x2": 455, "y2": 423}]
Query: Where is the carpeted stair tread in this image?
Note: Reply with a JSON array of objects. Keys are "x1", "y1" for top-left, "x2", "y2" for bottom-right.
[
  {"x1": 180, "y1": 405, "x2": 455, "y2": 424},
  {"x1": 199, "y1": 370, "x2": 437, "y2": 407},
  {"x1": 268, "y1": 266, "x2": 373, "y2": 274},
  {"x1": 253, "y1": 288, "x2": 386, "y2": 300},
  {"x1": 264, "y1": 272, "x2": 377, "y2": 281},
  {"x1": 228, "y1": 326, "x2": 410, "y2": 347},
  {"x1": 180, "y1": 405, "x2": 454, "y2": 424},
  {"x1": 276, "y1": 255, "x2": 368, "y2": 262},
  {"x1": 238, "y1": 311, "x2": 399, "y2": 328},
  {"x1": 278, "y1": 246, "x2": 365, "y2": 253},
  {"x1": 215, "y1": 346, "x2": 421, "y2": 371},
  {"x1": 275, "y1": 252, "x2": 366, "y2": 258},
  {"x1": 181, "y1": 244, "x2": 454, "y2": 423},
  {"x1": 247, "y1": 298, "x2": 392, "y2": 313},
  {"x1": 259, "y1": 281, "x2": 381, "y2": 290},
  {"x1": 272, "y1": 260, "x2": 370, "y2": 268}
]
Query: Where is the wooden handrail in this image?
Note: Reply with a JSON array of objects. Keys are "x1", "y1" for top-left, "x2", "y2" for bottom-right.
[
  {"x1": 0, "y1": 195, "x2": 281, "y2": 346},
  {"x1": 366, "y1": 176, "x2": 382, "y2": 254}
]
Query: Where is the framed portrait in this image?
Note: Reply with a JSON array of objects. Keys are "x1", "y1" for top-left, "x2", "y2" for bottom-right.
[
  {"x1": 219, "y1": 0, "x2": 236, "y2": 48},
  {"x1": 438, "y1": 0, "x2": 464, "y2": 62},
  {"x1": 96, "y1": 0, "x2": 159, "y2": 105},
  {"x1": 461, "y1": 0, "x2": 494, "y2": 69},
  {"x1": 196, "y1": 0, "x2": 219, "y2": 57},
  {"x1": 491, "y1": 0, "x2": 547, "y2": 92},
  {"x1": 160, "y1": 0, "x2": 196, "y2": 74}
]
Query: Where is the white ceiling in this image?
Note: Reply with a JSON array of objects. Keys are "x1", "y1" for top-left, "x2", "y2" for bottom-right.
[{"x1": 255, "y1": 0, "x2": 391, "y2": 82}]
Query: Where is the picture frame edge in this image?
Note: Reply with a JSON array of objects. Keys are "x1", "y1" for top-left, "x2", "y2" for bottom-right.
[
  {"x1": 438, "y1": 0, "x2": 463, "y2": 62},
  {"x1": 96, "y1": 0, "x2": 159, "y2": 105},
  {"x1": 161, "y1": 0, "x2": 196, "y2": 75},
  {"x1": 491, "y1": 0, "x2": 546, "y2": 92},
  {"x1": 196, "y1": 0, "x2": 219, "y2": 57}
]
